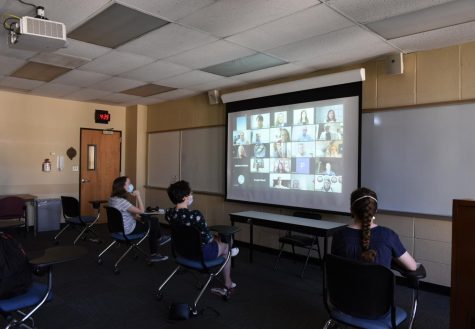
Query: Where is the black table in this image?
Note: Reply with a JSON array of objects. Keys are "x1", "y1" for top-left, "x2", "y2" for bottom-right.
[{"x1": 229, "y1": 211, "x2": 346, "y2": 262}]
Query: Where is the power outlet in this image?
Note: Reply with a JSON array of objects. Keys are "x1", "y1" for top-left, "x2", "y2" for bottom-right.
[{"x1": 72, "y1": 165, "x2": 79, "y2": 172}]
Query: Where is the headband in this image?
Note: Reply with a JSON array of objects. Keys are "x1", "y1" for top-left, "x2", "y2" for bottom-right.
[{"x1": 351, "y1": 195, "x2": 378, "y2": 207}]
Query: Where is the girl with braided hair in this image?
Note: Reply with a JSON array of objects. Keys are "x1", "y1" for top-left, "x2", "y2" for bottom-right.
[{"x1": 331, "y1": 187, "x2": 417, "y2": 270}]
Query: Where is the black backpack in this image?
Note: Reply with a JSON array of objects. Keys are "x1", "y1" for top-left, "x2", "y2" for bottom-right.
[{"x1": 0, "y1": 233, "x2": 32, "y2": 299}]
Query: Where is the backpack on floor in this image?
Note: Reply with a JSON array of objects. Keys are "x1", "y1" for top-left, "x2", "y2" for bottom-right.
[{"x1": 0, "y1": 232, "x2": 32, "y2": 299}]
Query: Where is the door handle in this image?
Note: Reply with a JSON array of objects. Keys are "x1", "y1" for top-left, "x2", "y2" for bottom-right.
[{"x1": 81, "y1": 178, "x2": 90, "y2": 183}]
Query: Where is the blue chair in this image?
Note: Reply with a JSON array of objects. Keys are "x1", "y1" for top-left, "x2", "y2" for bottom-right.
[
  {"x1": 323, "y1": 254, "x2": 426, "y2": 329},
  {"x1": 0, "y1": 246, "x2": 86, "y2": 329},
  {"x1": 97, "y1": 206, "x2": 150, "y2": 274},
  {"x1": 156, "y1": 224, "x2": 231, "y2": 316},
  {"x1": 54, "y1": 196, "x2": 100, "y2": 245}
]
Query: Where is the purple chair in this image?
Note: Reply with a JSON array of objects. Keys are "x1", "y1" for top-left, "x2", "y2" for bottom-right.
[{"x1": 0, "y1": 197, "x2": 27, "y2": 233}]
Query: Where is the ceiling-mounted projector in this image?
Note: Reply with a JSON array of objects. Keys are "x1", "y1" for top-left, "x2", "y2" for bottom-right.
[{"x1": 8, "y1": 16, "x2": 67, "y2": 52}]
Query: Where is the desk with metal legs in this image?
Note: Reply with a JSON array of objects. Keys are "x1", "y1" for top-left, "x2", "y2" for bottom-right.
[{"x1": 229, "y1": 211, "x2": 346, "y2": 262}]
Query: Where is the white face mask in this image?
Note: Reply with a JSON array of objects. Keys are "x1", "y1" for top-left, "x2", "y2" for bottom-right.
[
  {"x1": 187, "y1": 194, "x2": 193, "y2": 206},
  {"x1": 127, "y1": 184, "x2": 134, "y2": 193}
]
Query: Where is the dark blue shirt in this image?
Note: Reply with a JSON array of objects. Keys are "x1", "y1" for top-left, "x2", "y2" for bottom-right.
[
  {"x1": 331, "y1": 226, "x2": 406, "y2": 268},
  {"x1": 165, "y1": 208, "x2": 213, "y2": 246}
]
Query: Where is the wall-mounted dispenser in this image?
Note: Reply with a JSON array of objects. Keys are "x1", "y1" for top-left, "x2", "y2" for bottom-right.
[{"x1": 42, "y1": 158, "x2": 51, "y2": 172}]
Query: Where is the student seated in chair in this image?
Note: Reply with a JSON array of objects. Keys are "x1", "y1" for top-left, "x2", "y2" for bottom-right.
[
  {"x1": 165, "y1": 180, "x2": 239, "y2": 295},
  {"x1": 109, "y1": 176, "x2": 170, "y2": 263},
  {"x1": 331, "y1": 187, "x2": 417, "y2": 271}
]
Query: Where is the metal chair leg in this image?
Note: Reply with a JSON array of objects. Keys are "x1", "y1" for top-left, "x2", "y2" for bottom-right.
[
  {"x1": 273, "y1": 243, "x2": 285, "y2": 269},
  {"x1": 53, "y1": 224, "x2": 71, "y2": 241}
]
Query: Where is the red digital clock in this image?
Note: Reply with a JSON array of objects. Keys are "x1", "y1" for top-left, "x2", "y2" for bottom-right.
[{"x1": 95, "y1": 110, "x2": 110, "y2": 124}]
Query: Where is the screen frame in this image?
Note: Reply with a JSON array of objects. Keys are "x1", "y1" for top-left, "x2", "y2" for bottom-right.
[{"x1": 225, "y1": 81, "x2": 362, "y2": 216}]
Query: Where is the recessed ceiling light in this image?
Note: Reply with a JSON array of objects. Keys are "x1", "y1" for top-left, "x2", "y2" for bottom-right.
[
  {"x1": 121, "y1": 84, "x2": 176, "y2": 97},
  {"x1": 68, "y1": 3, "x2": 169, "y2": 48},
  {"x1": 11, "y1": 62, "x2": 71, "y2": 82},
  {"x1": 201, "y1": 53, "x2": 287, "y2": 77}
]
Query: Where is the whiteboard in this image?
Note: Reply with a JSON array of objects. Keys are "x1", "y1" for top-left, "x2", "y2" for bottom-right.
[
  {"x1": 181, "y1": 126, "x2": 225, "y2": 194},
  {"x1": 147, "y1": 126, "x2": 225, "y2": 194},
  {"x1": 147, "y1": 131, "x2": 180, "y2": 188},
  {"x1": 362, "y1": 103, "x2": 475, "y2": 216}
]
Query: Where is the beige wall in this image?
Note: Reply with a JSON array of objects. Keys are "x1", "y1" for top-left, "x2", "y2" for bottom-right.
[
  {"x1": 145, "y1": 41, "x2": 475, "y2": 287},
  {"x1": 0, "y1": 91, "x2": 127, "y2": 200}
]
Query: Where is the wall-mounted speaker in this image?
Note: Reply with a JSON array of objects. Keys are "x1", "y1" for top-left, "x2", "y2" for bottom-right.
[
  {"x1": 386, "y1": 53, "x2": 404, "y2": 75},
  {"x1": 208, "y1": 90, "x2": 220, "y2": 105}
]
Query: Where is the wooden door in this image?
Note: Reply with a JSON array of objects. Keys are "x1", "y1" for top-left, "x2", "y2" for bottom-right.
[
  {"x1": 451, "y1": 199, "x2": 475, "y2": 329},
  {"x1": 80, "y1": 129, "x2": 121, "y2": 220}
]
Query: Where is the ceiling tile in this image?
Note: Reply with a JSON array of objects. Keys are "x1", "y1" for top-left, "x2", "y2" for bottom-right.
[
  {"x1": 65, "y1": 88, "x2": 112, "y2": 101},
  {"x1": 268, "y1": 26, "x2": 395, "y2": 62},
  {"x1": 227, "y1": 4, "x2": 353, "y2": 51},
  {"x1": 154, "y1": 89, "x2": 200, "y2": 100},
  {"x1": 51, "y1": 70, "x2": 111, "y2": 87},
  {"x1": 119, "y1": 60, "x2": 190, "y2": 82},
  {"x1": 122, "y1": 84, "x2": 176, "y2": 97},
  {"x1": 166, "y1": 40, "x2": 255, "y2": 69},
  {"x1": 117, "y1": 23, "x2": 218, "y2": 59},
  {"x1": 365, "y1": 0, "x2": 475, "y2": 39},
  {"x1": 0, "y1": 76, "x2": 45, "y2": 90},
  {"x1": 389, "y1": 20, "x2": 475, "y2": 53},
  {"x1": 122, "y1": 0, "x2": 216, "y2": 21},
  {"x1": 68, "y1": 3, "x2": 169, "y2": 48},
  {"x1": 326, "y1": 0, "x2": 454, "y2": 24},
  {"x1": 236, "y1": 63, "x2": 314, "y2": 83},
  {"x1": 90, "y1": 77, "x2": 146, "y2": 92},
  {"x1": 30, "y1": 83, "x2": 81, "y2": 98},
  {"x1": 11, "y1": 62, "x2": 71, "y2": 82},
  {"x1": 0, "y1": 55, "x2": 26, "y2": 76},
  {"x1": 79, "y1": 50, "x2": 155, "y2": 75},
  {"x1": 124, "y1": 97, "x2": 164, "y2": 106},
  {"x1": 30, "y1": 52, "x2": 90, "y2": 69},
  {"x1": 187, "y1": 77, "x2": 244, "y2": 92},
  {"x1": 179, "y1": 0, "x2": 321, "y2": 37},
  {"x1": 157, "y1": 70, "x2": 223, "y2": 88},
  {"x1": 55, "y1": 39, "x2": 111, "y2": 60}
]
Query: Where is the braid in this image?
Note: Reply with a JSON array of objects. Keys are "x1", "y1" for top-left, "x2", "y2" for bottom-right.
[{"x1": 350, "y1": 187, "x2": 378, "y2": 263}]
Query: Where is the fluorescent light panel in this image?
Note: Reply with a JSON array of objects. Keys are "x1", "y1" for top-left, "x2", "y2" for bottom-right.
[
  {"x1": 11, "y1": 62, "x2": 71, "y2": 82},
  {"x1": 121, "y1": 84, "x2": 176, "y2": 97},
  {"x1": 201, "y1": 53, "x2": 287, "y2": 77},
  {"x1": 366, "y1": 0, "x2": 475, "y2": 39},
  {"x1": 221, "y1": 68, "x2": 365, "y2": 103},
  {"x1": 68, "y1": 3, "x2": 169, "y2": 48}
]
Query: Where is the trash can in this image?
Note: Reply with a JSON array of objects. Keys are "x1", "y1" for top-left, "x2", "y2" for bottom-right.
[{"x1": 36, "y1": 198, "x2": 61, "y2": 233}]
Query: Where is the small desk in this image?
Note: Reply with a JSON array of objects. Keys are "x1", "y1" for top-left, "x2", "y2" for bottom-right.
[
  {"x1": 229, "y1": 211, "x2": 346, "y2": 262},
  {"x1": 0, "y1": 194, "x2": 37, "y2": 233}
]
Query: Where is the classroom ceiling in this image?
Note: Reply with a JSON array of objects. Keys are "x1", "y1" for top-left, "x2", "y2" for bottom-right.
[{"x1": 1, "y1": 0, "x2": 475, "y2": 106}]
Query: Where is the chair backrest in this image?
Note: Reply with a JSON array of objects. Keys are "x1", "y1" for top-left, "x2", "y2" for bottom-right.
[
  {"x1": 104, "y1": 206, "x2": 126, "y2": 235},
  {"x1": 0, "y1": 197, "x2": 26, "y2": 219},
  {"x1": 324, "y1": 254, "x2": 395, "y2": 320},
  {"x1": 293, "y1": 211, "x2": 322, "y2": 220},
  {"x1": 60, "y1": 196, "x2": 80, "y2": 218},
  {"x1": 170, "y1": 224, "x2": 203, "y2": 261}
]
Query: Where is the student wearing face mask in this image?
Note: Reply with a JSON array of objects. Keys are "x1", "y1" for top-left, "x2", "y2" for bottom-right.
[
  {"x1": 109, "y1": 176, "x2": 170, "y2": 262},
  {"x1": 165, "y1": 180, "x2": 239, "y2": 296}
]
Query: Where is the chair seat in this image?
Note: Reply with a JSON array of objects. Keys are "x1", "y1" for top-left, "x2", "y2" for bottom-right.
[
  {"x1": 110, "y1": 232, "x2": 146, "y2": 241},
  {"x1": 279, "y1": 234, "x2": 315, "y2": 247},
  {"x1": 0, "y1": 282, "x2": 52, "y2": 312},
  {"x1": 330, "y1": 305, "x2": 407, "y2": 329},
  {"x1": 65, "y1": 215, "x2": 96, "y2": 225},
  {"x1": 176, "y1": 256, "x2": 226, "y2": 270}
]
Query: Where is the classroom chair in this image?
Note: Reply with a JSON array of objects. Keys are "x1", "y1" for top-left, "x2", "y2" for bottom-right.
[
  {"x1": 97, "y1": 206, "x2": 150, "y2": 274},
  {"x1": 54, "y1": 196, "x2": 100, "y2": 245},
  {"x1": 0, "y1": 196, "x2": 27, "y2": 234},
  {"x1": 274, "y1": 211, "x2": 322, "y2": 277},
  {"x1": 0, "y1": 246, "x2": 86, "y2": 329},
  {"x1": 156, "y1": 224, "x2": 231, "y2": 316},
  {"x1": 323, "y1": 254, "x2": 426, "y2": 329}
]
